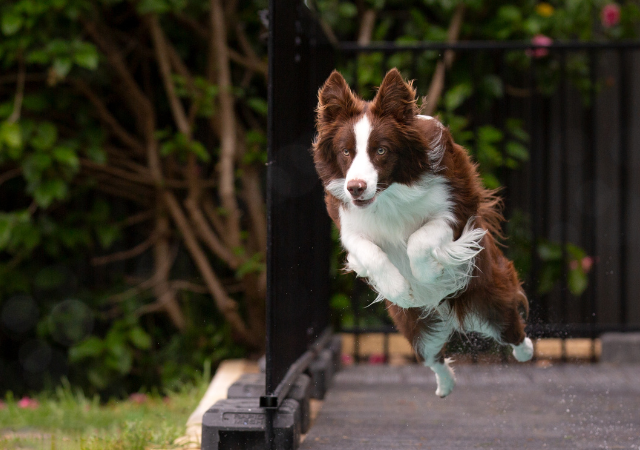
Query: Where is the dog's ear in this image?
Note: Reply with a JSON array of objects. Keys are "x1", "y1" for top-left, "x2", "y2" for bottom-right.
[
  {"x1": 317, "y1": 71, "x2": 358, "y2": 124},
  {"x1": 371, "y1": 68, "x2": 417, "y2": 122}
]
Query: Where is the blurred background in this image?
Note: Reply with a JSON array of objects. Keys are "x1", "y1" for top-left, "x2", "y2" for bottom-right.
[{"x1": 1, "y1": 0, "x2": 639, "y2": 401}]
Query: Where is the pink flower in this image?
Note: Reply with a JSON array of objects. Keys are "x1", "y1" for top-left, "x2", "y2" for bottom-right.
[
  {"x1": 569, "y1": 256, "x2": 594, "y2": 273},
  {"x1": 128, "y1": 393, "x2": 148, "y2": 404},
  {"x1": 601, "y1": 4, "x2": 621, "y2": 28},
  {"x1": 0, "y1": 400, "x2": 6, "y2": 410},
  {"x1": 368, "y1": 353, "x2": 386, "y2": 365},
  {"x1": 17, "y1": 397, "x2": 39, "y2": 409},
  {"x1": 528, "y1": 35, "x2": 553, "y2": 58}
]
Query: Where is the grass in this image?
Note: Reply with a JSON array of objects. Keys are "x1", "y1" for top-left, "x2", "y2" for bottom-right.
[{"x1": 0, "y1": 365, "x2": 211, "y2": 450}]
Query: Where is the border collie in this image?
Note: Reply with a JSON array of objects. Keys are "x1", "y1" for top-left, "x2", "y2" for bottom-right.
[{"x1": 313, "y1": 68, "x2": 533, "y2": 398}]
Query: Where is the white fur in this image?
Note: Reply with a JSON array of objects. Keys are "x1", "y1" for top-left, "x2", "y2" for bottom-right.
[
  {"x1": 344, "y1": 115, "x2": 378, "y2": 201},
  {"x1": 416, "y1": 319, "x2": 456, "y2": 397},
  {"x1": 335, "y1": 173, "x2": 486, "y2": 309},
  {"x1": 511, "y1": 337, "x2": 534, "y2": 362},
  {"x1": 432, "y1": 359, "x2": 456, "y2": 398}
]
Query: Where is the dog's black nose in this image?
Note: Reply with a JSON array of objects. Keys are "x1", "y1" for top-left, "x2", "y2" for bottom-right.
[{"x1": 347, "y1": 179, "x2": 367, "y2": 198}]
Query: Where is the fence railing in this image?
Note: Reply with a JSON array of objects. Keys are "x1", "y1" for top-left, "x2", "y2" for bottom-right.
[{"x1": 334, "y1": 41, "x2": 640, "y2": 361}]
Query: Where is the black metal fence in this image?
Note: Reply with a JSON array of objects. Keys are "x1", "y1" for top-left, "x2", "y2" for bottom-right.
[
  {"x1": 335, "y1": 41, "x2": 640, "y2": 360},
  {"x1": 263, "y1": 1, "x2": 640, "y2": 443}
]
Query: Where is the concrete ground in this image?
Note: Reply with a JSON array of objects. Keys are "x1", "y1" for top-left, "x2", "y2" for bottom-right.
[{"x1": 300, "y1": 363, "x2": 640, "y2": 450}]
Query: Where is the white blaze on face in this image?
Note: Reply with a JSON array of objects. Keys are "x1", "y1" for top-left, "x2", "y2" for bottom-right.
[{"x1": 345, "y1": 114, "x2": 378, "y2": 200}]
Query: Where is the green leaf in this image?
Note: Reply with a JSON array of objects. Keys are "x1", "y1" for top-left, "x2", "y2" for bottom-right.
[
  {"x1": 1, "y1": 12, "x2": 23, "y2": 36},
  {"x1": 236, "y1": 253, "x2": 265, "y2": 278},
  {"x1": 338, "y1": 2, "x2": 357, "y2": 17},
  {"x1": 497, "y1": 5, "x2": 522, "y2": 23},
  {"x1": 129, "y1": 327, "x2": 152, "y2": 350},
  {"x1": 0, "y1": 215, "x2": 13, "y2": 249},
  {"x1": 481, "y1": 172, "x2": 500, "y2": 190},
  {"x1": 478, "y1": 125, "x2": 503, "y2": 143},
  {"x1": 444, "y1": 83, "x2": 472, "y2": 111},
  {"x1": 565, "y1": 246, "x2": 585, "y2": 263},
  {"x1": 69, "y1": 337, "x2": 104, "y2": 361},
  {"x1": 87, "y1": 369, "x2": 108, "y2": 389},
  {"x1": 482, "y1": 75, "x2": 503, "y2": 98},
  {"x1": 31, "y1": 122, "x2": 58, "y2": 150},
  {"x1": 330, "y1": 293, "x2": 350, "y2": 310},
  {"x1": 22, "y1": 153, "x2": 52, "y2": 182},
  {"x1": 52, "y1": 146, "x2": 80, "y2": 170},
  {"x1": 189, "y1": 141, "x2": 210, "y2": 162},
  {"x1": 95, "y1": 223, "x2": 120, "y2": 249},
  {"x1": 568, "y1": 267, "x2": 588, "y2": 296},
  {"x1": 506, "y1": 141, "x2": 529, "y2": 161},
  {"x1": 53, "y1": 57, "x2": 72, "y2": 78},
  {"x1": 538, "y1": 262, "x2": 561, "y2": 294},
  {"x1": 137, "y1": 0, "x2": 169, "y2": 14},
  {"x1": 34, "y1": 266, "x2": 66, "y2": 289},
  {"x1": 538, "y1": 241, "x2": 562, "y2": 261},
  {"x1": 33, "y1": 179, "x2": 68, "y2": 207},
  {"x1": 1, "y1": 121, "x2": 23, "y2": 149},
  {"x1": 247, "y1": 98, "x2": 268, "y2": 116},
  {"x1": 86, "y1": 144, "x2": 107, "y2": 164},
  {"x1": 74, "y1": 43, "x2": 99, "y2": 70}
]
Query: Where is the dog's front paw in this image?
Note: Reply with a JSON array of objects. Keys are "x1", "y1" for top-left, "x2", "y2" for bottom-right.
[
  {"x1": 371, "y1": 270, "x2": 412, "y2": 306},
  {"x1": 409, "y1": 249, "x2": 444, "y2": 284},
  {"x1": 346, "y1": 253, "x2": 369, "y2": 277}
]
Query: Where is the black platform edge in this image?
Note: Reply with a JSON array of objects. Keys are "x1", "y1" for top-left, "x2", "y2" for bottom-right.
[
  {"x1": 305, "y1": 334, "x2": 341, "y2": 400},
  {"x1": 228, "y1": 373, "x2": 313, "y2": 433},
  {"x1": 201, "y1": 398, "x2": 301, "y2": 450}
]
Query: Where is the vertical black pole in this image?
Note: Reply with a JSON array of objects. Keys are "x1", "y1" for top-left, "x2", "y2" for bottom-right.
[
  {"x1": 618, "y1": 49, "x2": 629, "y2": 327},
  {"x1": 266, "y1": 1, "x2": 276, "y2": 445},
  {"x1": 529, "y1": 55, "x2": 540, "y2": 326},
  {"x1": 587, "y1": 49, "x2": 598, "y2": 360},
  {"x1": 559, "y1": 49, "x2": 568, "y2": 360}
]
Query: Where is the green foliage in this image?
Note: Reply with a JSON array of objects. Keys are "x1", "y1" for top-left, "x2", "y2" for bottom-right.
[
  {"x1": 1, "y1": 0, "x2": 267, "y2": 399},
  {"x1": 0, "y1": 371, "x2": 211, "y2": 449}
]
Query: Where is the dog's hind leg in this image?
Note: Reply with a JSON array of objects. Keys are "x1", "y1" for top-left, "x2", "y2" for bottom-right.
[
  {"x1": 416, "y1": 318, "x2": 455, "y2": 398},
  {"x1": 503, "y1": 290, "x2": 533, "y2": 362}
]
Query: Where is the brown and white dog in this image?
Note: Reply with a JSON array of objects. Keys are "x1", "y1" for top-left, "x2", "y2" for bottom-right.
[{"x1": 313, "y1": 68, "x2": 533, "y2": 397}]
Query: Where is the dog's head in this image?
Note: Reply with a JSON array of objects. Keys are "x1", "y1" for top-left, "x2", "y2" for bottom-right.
[{"x1": 313, "y1": 68, "x2": 446, "y2": 208}]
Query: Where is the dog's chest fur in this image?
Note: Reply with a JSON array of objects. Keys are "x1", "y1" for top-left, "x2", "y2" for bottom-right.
[{"x1": 337, "y1": 174, "x2": 453, "y2": 246}]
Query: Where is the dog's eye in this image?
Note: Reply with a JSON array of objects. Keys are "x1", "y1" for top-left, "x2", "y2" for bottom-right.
[
  {"x1": 342, "y1": 148, "x2": 350, "y2": 156},
  {"x1": 377, "y1": 147, "x2": 387, "y2": 155}
]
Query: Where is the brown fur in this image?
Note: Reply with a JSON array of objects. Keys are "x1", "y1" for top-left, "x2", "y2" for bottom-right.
[{"x1": 314, "y1": 69, "x2": 529, "y2": 360}]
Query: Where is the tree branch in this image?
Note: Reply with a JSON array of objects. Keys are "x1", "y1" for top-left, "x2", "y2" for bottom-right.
[
  {"x1": 210, "y1": 0, "x2": 242, "y2": 250},
  {"x1": 171, "y1": 280, "x2": 209, "y2": 294},
  {"x1": 151, "y1": 213, "x2": 186, "y2": 331},
  {"x1": 148, "y1": 15, "x2": 191, "y2": 137},
  {"x1": 423, "y1": 4, "x2": 465, "y2": 116},
  {"x1": 72, "y1": 80, "x2": 146, "y2": 154},
  {"x1": 164, "y1": 191, "x2": 257, "y2": 347},
  {"x1": 7, "y1": 54, "x2": 25, "y2": 124},
  {"x1": 120, "y1": 210, "x2": 154, "y2": 227},
  {"x1": 0, "y1": 167, "x2": 22, "y2": 188},
  {"x1": 92, "y1": 230, "x2": 159, "y2": 266},
  {"x1": 184, "y1": 196, "x2": 240, "y2": 268},
  {"x1": 81, "y1": 158, "x2": 155, "y2": 186},
  {"x1": 357, "y1": 10, "x2": 376, "y2": 46}
]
